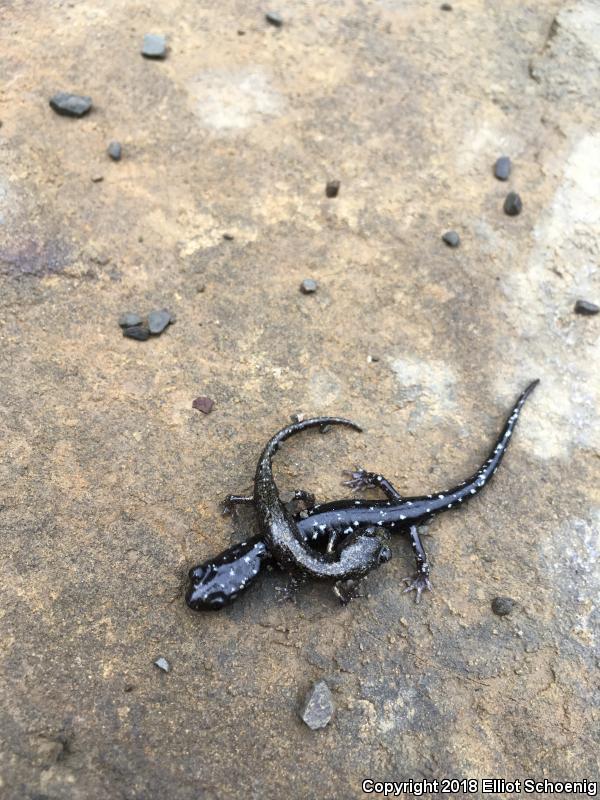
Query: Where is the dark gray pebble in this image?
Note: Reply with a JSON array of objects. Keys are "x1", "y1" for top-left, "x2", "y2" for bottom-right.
[
  {"x1": 503, "y1": 191, "x2": 522, "y2": 216},
  {"x1": 325, "y1": 180, "x2": 340, "y2": 198},
  {"x1": 494, "y1": 156, "x2": 511, "y2": 181},
  {"x1": 118, "y1": 312, "x2": 143, "y2": 329},
  {"x1": 148, "y1": 308, "x2": 172, "y2": 334},
  {"x1": 223, "y1": 233, "x2": 235, "y2": 241},
  {"x1": 299, "y1": 680, "x2": 334, "y2": 730},
  {"x1": 49, "y1": 92, "x2": 92, "y2": 118},
  {"x1": 440, "y1": 2, "x2": 453, "y2": 9},
  {"x1": 265, "y1": 11, "x2": 283, "y2": 27},
  {"x1": 192, "y1": 396, "x2": 214, "y2": 414},
  {"x1": 142, "y1": 34, "x2": 167, "y2": 59},
  {"x1": 107, "y1": 141, "x2": 122, "y2": 161},
  {"x1": 123, "y1": 324, "x2": 150, "y2": 341},
  {"x1": 574, "y1": 299, "x2": 599, "y2": 316},
  {"x1": 154, "y1": 657, "x2": 171, "y2": 673},
  {"x1": 300, "y1": 278, "x2": 318, "y2": 294},
  {"x1": 492, "y1": 596, "x2": 514, "y2": 616},
  {"x1": 442, "y1": 230, "x2": 460, "y2": 247}
]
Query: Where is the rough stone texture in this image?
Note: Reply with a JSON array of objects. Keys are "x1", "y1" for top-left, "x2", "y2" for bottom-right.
[
  {"x1": 141, "y1": 34, "x2": 167, "y2": 60},
  {"x1": 0, "y1": 1, "x2": 598, "y2": 799},
  {"x1": 299, "y1": 680, "x2": 334, "y2": 730},
  {"x1": 49, "y1": 92, "x2": 93, "y2": 118}
]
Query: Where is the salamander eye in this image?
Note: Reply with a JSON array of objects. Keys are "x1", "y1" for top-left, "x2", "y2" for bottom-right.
[{"x1": 189, "y1": 565, "x2": 208, "y2": 585}]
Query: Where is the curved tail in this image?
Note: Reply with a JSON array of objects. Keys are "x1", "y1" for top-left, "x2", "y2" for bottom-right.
[{"x1": 423, "y1": 379, "x2": 540, "y2": 513}]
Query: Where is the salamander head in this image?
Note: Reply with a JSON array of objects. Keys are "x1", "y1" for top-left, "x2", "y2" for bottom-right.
[
  {"x1": 336, "y1": 528, "x2": 392, "y2": 577},
  {"x1": 186, "y1": 564, "x2": 231, "y2": 611}
]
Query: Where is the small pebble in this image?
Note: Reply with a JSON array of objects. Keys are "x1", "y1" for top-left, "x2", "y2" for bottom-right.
[
  {"x1": 223, "y1": 233, "x2": 235, "y2": 241},
  {"x1": 91, "y1": 174, "x2": 104, "y2": 183},
  {"x1": 299, "y1": 680, "x2": 334, "y2": 730},
  {"x1": 148, "y1": 308, "x2": 172, "y2": 334},
  {"x1": 192, "y1": 396, "x2": 214, "y2": 414},
  {"x1": 494, "y1": 156, "x2": 512, "y2": 181},
  {"x1": 118, "y1": 312, "x2": 143, "y2": 329},
  {"x1": 574, "y1": 299, "x2": 599, "y2": 316},
  {"x1": 142, "y1": 34, "x2": 167, "y2": 59},
  {"x1": 325, "y1": 180, "x2": 340, "y2": 198},
  {"x1": 107, "y1": 141, "x2": 122, "y2": 161},
  {"x1": 440, "y1": 2, "x2": 453, "y2": 9},
  {"x1": 491, "y1": 596, "x2": 514, "y2": 616},
  {"x1": 123, "y1": 324, "x2": 150, "y2": 341},
  {"x1": 154, "y1": 657, "x2": 171, "y2": 673},
  {"x1": 503, "y1": 191, "x2": 522, "y2": 216},
  {"x1": 49, "y1": 92, "x2": 92, "y2": 118},
  {"x1": 442, "y1": 230, "x2": 460, "y2": 247},
  {"x1": 367, "y1": 354, "x2": 380, "y2": 363},
  {"x1": 265, "y1": 11, "x2": 283, "y2": 27},
  {"x1": 290, "y1": 413, "x2": 305, "y2": 423},
  {"x1": 300, "y1": 278, "x2": 318, "y2": 294}
]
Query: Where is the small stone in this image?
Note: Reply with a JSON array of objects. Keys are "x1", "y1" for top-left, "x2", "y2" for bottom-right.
[
  {"x1": 299, "y1": 680, "x2": 334, "y2": 730},
  {"x1": 325, "y1": 180, "x2": 340, "y2": 198},
  {"x1": 107, "y1": 141, "x2": 122, "y2": 161},
  {"x1": 440, "y1": 2, "x2": 453, "y2": 9},
  {"x1": 192, "y1": 396, "x2": 214, "y2": 414},
  {"x1": 142, "y1": 34, "x2": 167, "y2": 59},
  {"x1": 49, "y1": 92, "x2": 92, "y2": 118},
  {"x1": 574, "y1": 299, "x2": 599, "y2": 316},
  {"x1": 148, "y1": 308, "x2": 172, "y2": 334},
  {"x1": 503, "y1": 191, "x2": 522, "y2": 216},
  {"x1": 118, "y1": 312, "x2": 143, "y2": 329},
  {"x1": 367, "y1": 354, "x2": 380, "y2": 363},
  {"x1": 494, "y1": 156, "x2": 512, "y2": 181},
  {"x1": 222, "y1": 233, "x2": 235, "y2": 241},
  {"x1": 491, "y1": 596, "x2": 514, "y2": 616},
  {"x1": 265, "y1": 11, "x2": 283, "y2": 27},
  {"x1": 123, "y1": 324, "x2": 150, "y2": 341},
  {"x1": 290, "y1": 413, "x2": 305, "y2": 423},
  {"x1": 442, "y1": 230, "x2": 460, "y2": 247},
  {"x1": 154, "y1": 657, "x2": 171, "y2": 673},
  {"x1": 91, "y1": 174, "x2": 104, "y2": 183},
  {"x1": 300, "y1": 278, "x2": 318, "y2": 294}
]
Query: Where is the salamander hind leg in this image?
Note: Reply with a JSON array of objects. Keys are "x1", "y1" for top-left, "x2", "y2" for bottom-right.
[
  {"x1": 403, "y1": 526, "x2": 432, "y2": 603},
  {"x1": 342, "y1": 467, "x2": 403, "y2": 502}
]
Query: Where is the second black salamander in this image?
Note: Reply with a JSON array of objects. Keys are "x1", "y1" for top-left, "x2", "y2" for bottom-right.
[
  {"x1": 186, "y1": 380, "x2": 539, "y2": 610},
  {"x1": 187, "y1": 417, "x2": 392, "y2": 610}
]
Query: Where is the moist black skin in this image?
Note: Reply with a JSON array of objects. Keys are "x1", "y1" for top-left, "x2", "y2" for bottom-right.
[
  {"x1": 186, "y1": 382, "x2": 539, "y2": 610},
  {"x1": 186, "y1": 418, "x2": 391, "y2": 611}
]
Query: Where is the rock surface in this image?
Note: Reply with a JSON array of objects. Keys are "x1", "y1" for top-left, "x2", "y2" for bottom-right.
[
  {"x1": 299, "y1": 680, "x2": 334, "y2": 729},
  {"x1": 49, "y1": 92, "x2": 92, "y2": 117},
  {"x1": 0, "y1": 1, "x2": 598, "y2": 798}
]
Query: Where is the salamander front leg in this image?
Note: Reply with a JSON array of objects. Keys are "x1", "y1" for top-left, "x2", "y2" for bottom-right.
[
  {"x1": 221, "y1": 494, "x2": 254, "y2": 515},
  {"x1": 333, "y1": 578, "x2": 363, "y2": 605},
  {"x1": 291, "y1": 489, "x2": 316, "y2": 510},
  {"x1": 403, "y1": 525, "x2": 432, "y2": 603},
  {"x1": 342, "y1": 467, "x2": 403, "y2": 502}
]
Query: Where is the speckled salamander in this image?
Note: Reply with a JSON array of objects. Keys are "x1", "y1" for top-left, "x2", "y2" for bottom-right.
[
  {"x1": 186, "y1": 381, "x2": 539, "y2": 610},
  {"x1": 186, "y1": 418, "x2": 392, "y2": 611},
  {"x1": 297, "y1": 380, "x2": 539, "y2": 600}
]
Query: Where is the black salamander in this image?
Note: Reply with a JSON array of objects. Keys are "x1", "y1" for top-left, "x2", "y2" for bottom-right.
[
  {"x1": 186, "y1": 381, "x2": 539, "y2": 610},
  {"x1": 296, "y1": 379, "x2": 540, "y2": 600},
  {"x1": 186, "y1": 418, "x2": 392, "y2": 611}
]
